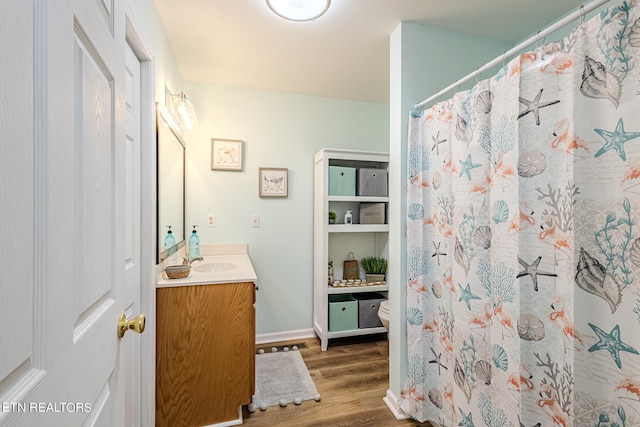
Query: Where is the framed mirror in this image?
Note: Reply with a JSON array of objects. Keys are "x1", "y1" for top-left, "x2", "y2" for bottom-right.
[{"x1": 157, "y1": 103, "x2": 186, "y2": 263}]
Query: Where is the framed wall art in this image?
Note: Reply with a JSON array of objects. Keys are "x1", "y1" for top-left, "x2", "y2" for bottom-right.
[
  {"x1": 259, "y1": 167, "x2": 288, "y2": 198},
  {"x1": 211, "y1": 138, "x2": 243, "y2": 171}
]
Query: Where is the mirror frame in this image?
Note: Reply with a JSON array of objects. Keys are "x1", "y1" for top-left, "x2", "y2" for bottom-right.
[{"x1": 156, "y1": 103, "x2": 186, "y2": 263}]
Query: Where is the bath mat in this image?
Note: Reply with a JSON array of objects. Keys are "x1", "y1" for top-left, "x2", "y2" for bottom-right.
[{"x1": 253, "y1": 349, "x2": 319, "y2": 408}]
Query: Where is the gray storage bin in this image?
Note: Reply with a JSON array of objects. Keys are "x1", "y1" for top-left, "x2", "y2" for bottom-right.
[
  {"x1": 354, "y1": 292, "x2": 386, "y2": 328},
  {"x1": 357, "y1": 168, "x2": 387, "y2": 197},
  {"x1": 359, "y1": 202, "x2": 385, "y2": 224}
]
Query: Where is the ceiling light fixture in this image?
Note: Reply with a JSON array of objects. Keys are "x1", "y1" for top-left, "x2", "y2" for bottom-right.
[{"x1": 266, "y1": 0, "x2": 330, "y2": 22}]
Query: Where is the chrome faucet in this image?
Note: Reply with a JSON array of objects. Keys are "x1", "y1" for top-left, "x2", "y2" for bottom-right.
[{"x1": 183, "y1": 256, "x2": 203, "y2": 265}]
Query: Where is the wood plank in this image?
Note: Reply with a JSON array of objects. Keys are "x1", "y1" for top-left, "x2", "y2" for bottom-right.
[{"x1": 243, "y1": 336, "x2": 425, "y2": 426}]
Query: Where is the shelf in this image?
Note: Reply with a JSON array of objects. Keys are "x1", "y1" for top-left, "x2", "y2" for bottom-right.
[
  {"x1": 315, "y1": 148, "x2": 390, "y2": 351},
  {"x1": 314, "y1": 324, "x2": 388, "y2": 342},
  {"x1": 328, "y1": 284, "x2": 389, "y2": 294},
  {"x1": 328, "y1": 195, "x2": 389, "y2": 203},
  {"x1": 327, "y1": 327, "x2": 388, "y2": 339},
  {"x1": 328, "y1": 224, "x2": 388, "y2": 233}
]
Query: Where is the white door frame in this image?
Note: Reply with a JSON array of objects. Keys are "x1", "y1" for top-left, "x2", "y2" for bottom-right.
[{"x1": 124, "y1": 3, "x2": 156, "y2": 425}]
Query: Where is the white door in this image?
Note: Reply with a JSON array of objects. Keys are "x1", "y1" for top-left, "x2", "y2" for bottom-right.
[{"x1": 0, "y1": 0, "x2": 144, "y2": 425}]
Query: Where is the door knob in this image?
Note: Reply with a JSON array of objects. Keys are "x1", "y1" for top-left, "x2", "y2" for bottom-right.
[{"x1": 118, "y1": 313, "x2": 146, "y2": 338}]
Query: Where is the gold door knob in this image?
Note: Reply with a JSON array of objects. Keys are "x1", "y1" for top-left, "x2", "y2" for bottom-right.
[{"x1": 118, "y1": 313, "x2": 146, "y2": 338}]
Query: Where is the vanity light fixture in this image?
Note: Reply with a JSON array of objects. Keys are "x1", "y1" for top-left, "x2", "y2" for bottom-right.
[
  {"x1": 169, "y1": 91, "x2": 198, "y2": 130},
  {"x1": 266, "y1": 0, "x2": 330, "y2": 22}
]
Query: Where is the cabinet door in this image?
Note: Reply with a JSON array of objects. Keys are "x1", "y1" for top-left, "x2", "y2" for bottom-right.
[{"x1": 156, "y1": 282, "x2": 255, "y2": 427}]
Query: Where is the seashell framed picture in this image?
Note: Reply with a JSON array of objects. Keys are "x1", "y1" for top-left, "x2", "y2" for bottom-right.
[
  {"x1": 211, "y1": 138, "x2": 243, "y2": 171},
  {"x1": 259, "y1": 167, "x2": 288, "y2": 198}
]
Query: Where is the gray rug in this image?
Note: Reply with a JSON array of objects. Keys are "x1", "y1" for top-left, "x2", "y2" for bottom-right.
[{"x1": 254, "y1": 350, "x2": 318, "y2": 408}]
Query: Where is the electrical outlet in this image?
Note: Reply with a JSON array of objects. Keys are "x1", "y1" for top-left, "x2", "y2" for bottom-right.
[
  {"x1": 207, "y1": 214, "x2": 216, "y2": 227},
  {"x1": 251, "y1": 214, "x2": 260, "y2": 228}
]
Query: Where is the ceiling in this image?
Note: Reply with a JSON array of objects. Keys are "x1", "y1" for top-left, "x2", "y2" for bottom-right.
[{"x1": 154, "y1": 0, "x2": 587, "y2": 104}]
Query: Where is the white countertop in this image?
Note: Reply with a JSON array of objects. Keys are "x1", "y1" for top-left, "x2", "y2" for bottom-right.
[{"x1": 156, "y1": 243, "x2": 258, "y2": 288}]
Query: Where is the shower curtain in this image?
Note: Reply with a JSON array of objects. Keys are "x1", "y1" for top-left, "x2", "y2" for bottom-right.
[{"x1": 401, "y1": 1, "x2": 640, "y2": 426}]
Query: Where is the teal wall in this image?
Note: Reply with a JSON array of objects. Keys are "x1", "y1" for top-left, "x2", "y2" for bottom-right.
[
  {"x1": 183, "y1": 82, "x2": 389, "y2": 335},
  {"x1": 129, "y1": 0, "x2": 389, "y2": 336}
]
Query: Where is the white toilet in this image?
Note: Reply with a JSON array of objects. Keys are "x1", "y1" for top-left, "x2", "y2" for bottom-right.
[{"x1": 378, "y1": 299, "x2": 390, "y2": 331}]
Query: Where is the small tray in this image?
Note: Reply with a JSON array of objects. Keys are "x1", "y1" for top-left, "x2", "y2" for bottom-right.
[{"x1": 329, "y1": 279, "x2": 386, "y2": 287}]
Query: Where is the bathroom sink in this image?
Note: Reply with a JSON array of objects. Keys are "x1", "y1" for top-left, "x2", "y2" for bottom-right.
[{"x1": 193, "y1": 262, "x2": 236, "y2": 273}]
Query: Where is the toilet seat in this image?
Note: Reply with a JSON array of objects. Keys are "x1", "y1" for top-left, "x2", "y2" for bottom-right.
[
  {"x1": 378, "y1": 300, "x2": 390, "y2": 331},
  {"x1": 379, "y1": 300, "x2": 389, "y2": 313}
]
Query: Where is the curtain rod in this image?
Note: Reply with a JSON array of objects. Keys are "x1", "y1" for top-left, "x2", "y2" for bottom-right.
[{"x1": 414, "y1": 0, "x2": 611, "y2": 109}]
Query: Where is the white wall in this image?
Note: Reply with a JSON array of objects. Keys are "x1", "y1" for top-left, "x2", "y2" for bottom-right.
[
  {"x1": 388, "y1": 21, "x2": 510, "y2": 404},
  {"x1": 184, "y1": 82, "x2": 389, "y2": 334}
]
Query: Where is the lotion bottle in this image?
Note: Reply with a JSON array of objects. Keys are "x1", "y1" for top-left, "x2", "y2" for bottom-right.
[{"x1": 344, "y1": 210, "x2": 353, "y2": 225}]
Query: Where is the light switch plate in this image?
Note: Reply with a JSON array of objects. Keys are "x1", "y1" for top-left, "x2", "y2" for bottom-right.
[{"x1": 251, "y1": 214, "x2": 260, "y2": 228}]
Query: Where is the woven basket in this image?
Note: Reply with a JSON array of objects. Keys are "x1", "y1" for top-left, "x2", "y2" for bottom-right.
[{"x1": 165, "y1": 265, "x2": 191, "y2": 279}]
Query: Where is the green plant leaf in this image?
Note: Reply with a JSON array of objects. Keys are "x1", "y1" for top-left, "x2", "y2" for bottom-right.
[{"x1": 360, "y1": 256, "x2": 387, "y2": 274}]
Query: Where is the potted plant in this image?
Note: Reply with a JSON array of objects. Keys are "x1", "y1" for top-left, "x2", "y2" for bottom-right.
[
  {"x1": 328, "y1": 211, "x2": 337, "y2": 224},
  {"x1": 360, "y1": 256, "x2": 387, "y2": 283}
]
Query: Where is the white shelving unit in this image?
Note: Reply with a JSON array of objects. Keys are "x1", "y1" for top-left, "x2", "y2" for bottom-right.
[{"x1": 313, "y1": 148, "x2": 390, "y2": 351}]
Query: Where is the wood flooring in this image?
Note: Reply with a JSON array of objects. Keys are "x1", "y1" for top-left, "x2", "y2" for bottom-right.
[{"x1": 241, "y1": 335, "x2": 425, "y2": 427}]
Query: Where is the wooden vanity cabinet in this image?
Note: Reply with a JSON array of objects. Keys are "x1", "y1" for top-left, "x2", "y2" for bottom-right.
[{"x1": 156, "y1": 282, "x2": 256, "y2": 427}]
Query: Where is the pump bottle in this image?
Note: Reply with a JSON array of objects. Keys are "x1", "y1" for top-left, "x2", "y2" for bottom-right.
[{"x1": 188, "y1": 225, "x2": 200, "y2": 259}]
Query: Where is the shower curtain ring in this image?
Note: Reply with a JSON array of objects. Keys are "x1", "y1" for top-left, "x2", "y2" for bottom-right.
[
  {"x1": 580, "y1": 5, "x2": 586, "y2": 25},
  {"x1": 534, "y1": 30, "x2": 543, "y2": 48}
]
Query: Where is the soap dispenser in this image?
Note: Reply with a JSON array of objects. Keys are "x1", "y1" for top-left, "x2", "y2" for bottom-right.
[
  {"x1": 188, "y1": 225, "x2": 200, "y2": 259},
  {"x1": 163, "y1": 226, "x2": 176, "y2": 250}
]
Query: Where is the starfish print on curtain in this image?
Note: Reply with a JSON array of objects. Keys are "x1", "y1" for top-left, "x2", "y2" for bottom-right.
[{"x1": 402, "y1": 2, "x2": 640, "y2": 425}]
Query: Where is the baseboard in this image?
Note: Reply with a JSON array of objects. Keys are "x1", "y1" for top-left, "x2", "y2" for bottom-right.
[
  {"x1": 383, "y1": 389, "x2": 411, "y2": 420},
  {"x1": 255, "y1": 328, "x2": 316, "y2": 345},
  {"x1": 203, "y1": 407, "x2": 243, "y2": 426}
]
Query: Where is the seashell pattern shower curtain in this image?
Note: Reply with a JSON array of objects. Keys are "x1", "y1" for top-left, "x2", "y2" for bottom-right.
[{"x1": 401, "y1": 1, "x2": 640, "y2": 425}]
